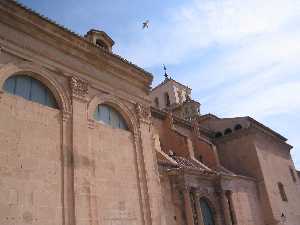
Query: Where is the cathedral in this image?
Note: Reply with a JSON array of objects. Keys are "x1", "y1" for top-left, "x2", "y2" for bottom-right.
[{"x1": 0, "y1": 1, "x2": 299, "y2": 225}]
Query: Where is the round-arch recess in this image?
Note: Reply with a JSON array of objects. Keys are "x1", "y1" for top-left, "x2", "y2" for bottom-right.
[
  {"x1": 93, "y1": 103, "x2": 129, "y2": 130},
  {"x1": 3, "y1": 74, "x2": 58, "y2": 109}
]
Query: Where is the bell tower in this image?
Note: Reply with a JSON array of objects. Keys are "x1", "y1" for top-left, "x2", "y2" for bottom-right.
[{"x1": 150, "y1": 66, "x2": 201, "y2": 121}]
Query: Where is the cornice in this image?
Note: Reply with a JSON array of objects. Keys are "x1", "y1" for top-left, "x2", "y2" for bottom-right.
[
  {"x1": 0, "y1": 0, "x2": 152, "y2": 89},
  {"x1": 0, "y1": 15, "x2": 152, "y2": 104},
  {"x1": 248, "y1": 117, "x2": 287, "y2": 141}
]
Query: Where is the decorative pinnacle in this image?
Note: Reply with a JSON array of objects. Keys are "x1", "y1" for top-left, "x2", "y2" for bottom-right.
[{"x1": 163, "y1": 64, "x2": 168, "y2": 79}]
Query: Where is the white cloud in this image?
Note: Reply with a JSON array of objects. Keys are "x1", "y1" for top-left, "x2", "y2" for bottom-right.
[
  {"x1": 117, "y1": 0, "x2": 300, "y2": 67},
  {"x1": 116, "y1": 0, "x2": 300, "y2": 168}
]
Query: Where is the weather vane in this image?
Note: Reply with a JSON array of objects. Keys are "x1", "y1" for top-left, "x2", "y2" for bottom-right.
[{"x1": 163, "y1": 64, "x2": 168, "y2": 79}]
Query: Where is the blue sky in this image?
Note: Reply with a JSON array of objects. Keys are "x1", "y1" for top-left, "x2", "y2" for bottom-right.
[{"x1": 19, "y1": 0, "x2": 300, "y2": 169}]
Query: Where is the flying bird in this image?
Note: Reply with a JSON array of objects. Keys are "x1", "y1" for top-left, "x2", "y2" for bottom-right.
[{"x1": 142, "y1": 20, "x2": 149, "y2": 29}]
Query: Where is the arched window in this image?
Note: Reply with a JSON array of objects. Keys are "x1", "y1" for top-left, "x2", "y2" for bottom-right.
[
  {"x1": 234, "y1": 124, "x2": 242, "y2": 130},
  {"x1": 200, "y1": 198, "x2": 215, "y2": 225},
  {"x1": 278, "y1": 182, "x2": 288, "y2": 202},
  {"x1": 3, "y1": 75, "x2": 58, "y2": 109},
  {"x1": 164, "y1": 92, "x2": 170, "y2": 107},
  {"x1": 94, "y1": 104, "x2": 128, "y2": 130},
  {"x1": 224, "y1": 128, "x2": 232, "y2": 135}
]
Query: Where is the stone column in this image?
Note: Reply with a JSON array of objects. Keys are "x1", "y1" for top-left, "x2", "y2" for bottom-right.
[{"x1": 135, "y1": 103, "x2": 164, "y2": 225}]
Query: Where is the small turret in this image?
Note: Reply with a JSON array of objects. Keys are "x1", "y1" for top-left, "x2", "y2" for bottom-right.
[{"x1": 85, "y1": 29, "x2": 114, "y2": 53}]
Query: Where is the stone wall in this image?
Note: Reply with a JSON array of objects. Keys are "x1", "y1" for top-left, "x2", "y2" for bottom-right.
[
  {"x1": 89, "y1": 123, "x2": 142, "y2": 225},
  {"x1": 0, "y1": 93, "x2": 63, "y2": 225},
  {"x1": 255, "y1": 132, "x2": 300, "y2": 224}
]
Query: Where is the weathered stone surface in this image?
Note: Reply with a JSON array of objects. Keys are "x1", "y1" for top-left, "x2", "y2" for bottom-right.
[{"x1": 0, "y1": 1, "x2": 299, "y2": 225}]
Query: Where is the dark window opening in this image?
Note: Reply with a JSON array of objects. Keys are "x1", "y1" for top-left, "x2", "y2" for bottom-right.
[
  {"x1": 96, "y1": 39, "x2": 108, "y2": 50},
  {"x1": 164, "y1": 92, "x2": 170, "y2": 107},
  {"x1": 224, "y1": 128, "x2": 232, "y2": 135},
  {"x1": 234, "y1": 124, "x2": 242, "y2": 130},
  {"x1": 215, "y1": 132, "x2": 223, "y2": 138},
  {"x1": 278, "y1": 182, "x2": 288, "y2": 202}
]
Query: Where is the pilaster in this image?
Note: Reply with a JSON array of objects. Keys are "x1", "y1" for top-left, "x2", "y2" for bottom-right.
[
  {"x1": 70, "y1": 76, "x2": 96, "y2": 225},
  {"x1": 182, "y1": 186, "x2": 195, "y2": 225},
  {"x1": 61, "y1": 110, "x2": 75, "y2": 225},
  {"x1": 135, "y1": 103, "x2": 164, "y2": 225},
  {"x1": 215, "y1": 185, "x2": 232, "y2": 225}
]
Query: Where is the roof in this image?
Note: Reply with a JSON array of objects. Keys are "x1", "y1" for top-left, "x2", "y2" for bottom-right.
[
  {"x1": 247, "y1": 117, "x2": 288, "y2": 142},
  {"x1": 4, "y1": 0, "x2": 152, "y2": 80},
  {"x1": 198, "y1": 113, "x2": 220, "y2": 122},
  {"x1": 151, "y1": 77, "x2": 191, "y2": 92}
]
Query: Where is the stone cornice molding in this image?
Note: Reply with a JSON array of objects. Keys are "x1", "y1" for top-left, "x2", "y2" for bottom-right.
[
  {"x1": 0, "y1": 1, "x2": 152, "y2": 90},
  {"x1": 0, "y1": 39, "x2": 150, "y2": 105}
]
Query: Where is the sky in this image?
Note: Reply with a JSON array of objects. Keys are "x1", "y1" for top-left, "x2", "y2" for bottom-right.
[{"x1": 18, "y1": 0, "x2": 300, "y2": 169}]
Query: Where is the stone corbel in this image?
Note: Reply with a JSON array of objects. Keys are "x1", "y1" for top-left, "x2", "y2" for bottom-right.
[{"x1": 69, "y1": 76, "x2": 89, "y2": 101}]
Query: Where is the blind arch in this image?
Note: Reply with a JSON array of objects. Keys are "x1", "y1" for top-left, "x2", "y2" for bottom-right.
[
  {"x1": 94, "y1": 104, "x2": 128, "y2": 130},
  {"x1": 3, "y1": 74, "x2": 58, "y2": 109}
]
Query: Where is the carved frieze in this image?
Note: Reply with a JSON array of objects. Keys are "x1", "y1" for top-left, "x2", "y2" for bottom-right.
[{"x1": 69, "y1": 76, "x2": 88, "y2": 98}]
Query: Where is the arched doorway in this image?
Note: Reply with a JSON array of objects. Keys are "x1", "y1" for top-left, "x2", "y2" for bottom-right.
[{"x1": 200, "y1": 198, "x2": 215, "y2": 225}]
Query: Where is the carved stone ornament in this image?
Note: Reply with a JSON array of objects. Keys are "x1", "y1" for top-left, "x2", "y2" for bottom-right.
[
  {"x1": 69, "y1": 76, "x2": 88, "y2": 98},
  {"x1": 135, "y1": 103, "x2": 151, "y2": 121}
]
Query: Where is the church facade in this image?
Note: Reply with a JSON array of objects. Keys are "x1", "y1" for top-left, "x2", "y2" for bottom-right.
[{"x1": 0, "y1": 1, "x2": 299, "y2": 225}]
